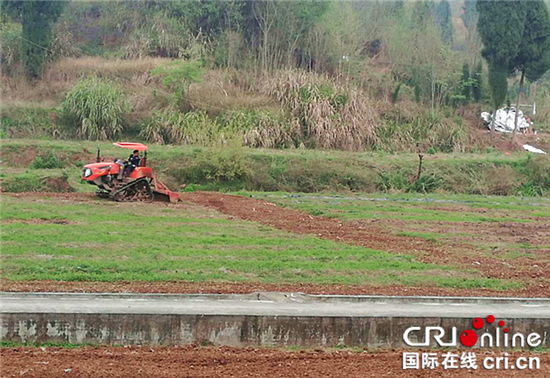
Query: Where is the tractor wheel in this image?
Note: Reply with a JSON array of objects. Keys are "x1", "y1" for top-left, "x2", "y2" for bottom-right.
[{"x1": 112, "y1": 179, "x2": 154, "y2": 202}]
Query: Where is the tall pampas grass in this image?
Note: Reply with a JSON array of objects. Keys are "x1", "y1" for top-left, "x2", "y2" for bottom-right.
[{"x1": 260, "y1": 71, "x2": 379, "y2": 150}]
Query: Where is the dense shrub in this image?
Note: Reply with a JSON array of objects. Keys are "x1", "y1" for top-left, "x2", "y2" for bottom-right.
[
  {"x1": 140, "y1": 110, "x2": 225, "y2": 146},
  {"x1": 48, "y1": 21, "x2": 81, "y2": 61},
  {"x1": 141, "y1": 108, "x2": 295, "y2": 149},
  {"x1": 30, "y1": 151, "x2": 63, "y2": 169},
  {"x1": 151, "y1": 60, "x2": 203, "y2": 109},
  {"x1": 516, "y1": 155, "x2": 550, "y2": 196},
  {"x1": 171, "y1": 142, "x2": 247, "y2": 188},
  {"x1": 377, "y1": 108, "x2": 469, "y2": 153},
  {"x1": 223, "y1": 109, "x2": 295, "y2": 149},
  {"x1": 0, "y1": 107, "x2": 57, "y2": 138},
  {"x1": 1, "y1": 171, "x2": 72, "y2": 193}
]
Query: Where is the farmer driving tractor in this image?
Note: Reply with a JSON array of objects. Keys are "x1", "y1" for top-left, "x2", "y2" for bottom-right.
[{"x1": 126, "y1": 150, "x2": 141, "y2": 175}]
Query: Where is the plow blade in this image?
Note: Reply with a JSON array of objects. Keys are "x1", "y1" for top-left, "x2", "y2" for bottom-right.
[{"x1": 152, "y1": 176, "x2": 180, "y2": 203}]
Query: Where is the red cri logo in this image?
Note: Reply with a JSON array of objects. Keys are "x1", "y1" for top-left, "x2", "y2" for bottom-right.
[
  {"x1": 460, "y1": 315, "x2": 506, "y2": 347},
  {"x1": 404, "y1": 314, "x2": 541, "y2": 348}
]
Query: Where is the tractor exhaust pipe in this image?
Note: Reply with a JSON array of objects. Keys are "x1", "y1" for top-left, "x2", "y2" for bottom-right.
[{"x1": 96, "y1": 148, "x2": 101, "y2": 163}]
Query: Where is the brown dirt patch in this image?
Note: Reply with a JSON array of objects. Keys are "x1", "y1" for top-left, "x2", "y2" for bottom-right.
[
  {"x1": 57, "y1": 149, "x2": 95, "y2": 165},
  {"x1": 472, "y1": 128, "x2": 550, "y2": 154},
  {"x1": 0, "y1": 146, "x2": 94, "y2": 169},
  {"x1": 382, "y1": 218, "x2": 550, "y2": 248},
  {"x1": 2, "y1": 279, "x2": 549, "y2": 298},
  {"x1": 418, "y1": 205, "x2": 493, "y2": 214},
  {"x1": 1, "y1": 346, "x2": 548, "y2": 378},
  {"x1": 377, "y1": 218, "x2": 550, "y2": 280},
  {"x1": 42, "y1": 176, "x2": 74, "y2": 193},
  {"x1": 0, "y1": 145, "x2": 39, "y2": 168}
]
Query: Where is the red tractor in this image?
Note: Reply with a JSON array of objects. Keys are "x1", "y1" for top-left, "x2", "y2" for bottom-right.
[{"x1": 81, "y1": 142, "x2": 179, "y2": 203}]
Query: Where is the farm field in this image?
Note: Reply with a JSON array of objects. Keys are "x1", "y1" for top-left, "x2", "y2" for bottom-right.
[
  {"x1": 0, "y1": 194, "x2": 508, "y2": 289},
  {"x1": 3, "y1": 1, "x2": 550, "y2": 375},
  {"x1": 245, "y1": 192, "x2": 550, "y2": 263},
  {"x1": 2, "y1": 139, "x2": 550, "y2": 296},
  {"x1": 2, "y1": 188, "x2": 549, "y2": 297}
]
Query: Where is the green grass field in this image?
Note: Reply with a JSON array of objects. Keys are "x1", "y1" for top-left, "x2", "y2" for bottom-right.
[
  {"x1": 0, "y1": 195, "x2": 519, "y2": 290},
  {"x1": 243, "y1": 192, "x2": 550, "y2": 222}
]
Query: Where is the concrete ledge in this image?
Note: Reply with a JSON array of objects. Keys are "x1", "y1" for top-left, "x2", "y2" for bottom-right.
[
  {"x1": 2, "y1": 292, "x2": 550, "y2": 348},
  {"x1": 3, "y1": 291, "x2": 550, "y2": 305}
]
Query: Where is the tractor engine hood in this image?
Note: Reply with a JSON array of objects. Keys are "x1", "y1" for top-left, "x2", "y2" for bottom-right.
[
  {"x1": 83, "y1": 162, "x2": 115, "y2": 170},
  {"x1": 82, "y1": 162, "x2": 119, "y2": 180}
]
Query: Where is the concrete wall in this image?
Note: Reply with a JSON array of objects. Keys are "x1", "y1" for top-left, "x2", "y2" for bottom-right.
[{"x1": 3, "y1": 313, "x2": 550, "y2": 348}]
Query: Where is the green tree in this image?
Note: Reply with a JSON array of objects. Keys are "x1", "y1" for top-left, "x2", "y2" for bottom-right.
[
  {"x1": 151, "y1": 60, "x2": 203, "y2": 110},
  {"x1": 477, "y1": 1, "x2": 527, "y2": 65},
  {"x1": 461, "y1": 0, "x2": 482, "y2": 67},
  {"x1": 488, "y1": 64, "x2": 508, "y2": 130},
  {"x1": 250, "y1": 1, "x2": 328, "y2": 72},
  {"x1": 476, "y1": 0, "x2": 527, "y2": 131},
  {"x1": 461, "y1": 0, "x2": 478, "y2": 31},
  {"x1": 2, "y1": 1, "x2": 66, "y2": 79},
  {"x1": 167, "y1": 0, "x2": 243, "y2": 37},
  {"x1": 411, "y1": 1, "x2": 432, "y2": 32},
  {"x1": 472, "y1": 61, "x2": 483, "y2": 103},
  {"x1": 509, "y1": 0, "x2": 550, "y2": 131},
  {"x1": 435, "y1": 0, "x2": 453, "y2": 45},
  {"x1": 478, "y1": 0, "x2": 550, "y2": 132},
  {"x1": 461, "y1": 62, "x2": 471, "y2": 102}
]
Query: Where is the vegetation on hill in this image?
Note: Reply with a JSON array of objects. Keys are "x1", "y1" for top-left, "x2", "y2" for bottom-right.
[{"x1": 1, "y1": 1, "x2": 550, "y2": 156}]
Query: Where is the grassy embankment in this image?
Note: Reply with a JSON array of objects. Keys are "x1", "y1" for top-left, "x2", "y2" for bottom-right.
[{"x1": 2, "y1": 138, "x2": 550, "y2": 196}]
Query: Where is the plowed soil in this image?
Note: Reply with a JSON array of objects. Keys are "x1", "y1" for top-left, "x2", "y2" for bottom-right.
[{"x1": 1, "y1": 346, "x2": 548, "y2": 378}]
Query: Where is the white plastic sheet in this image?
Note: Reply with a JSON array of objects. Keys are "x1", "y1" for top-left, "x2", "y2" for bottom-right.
[
  {"x1": 523, "y1": 144, "x2": 547, "y2": 154},
  {"x1": 481, "y1": 107, "x2": 531, "y2": 133}
]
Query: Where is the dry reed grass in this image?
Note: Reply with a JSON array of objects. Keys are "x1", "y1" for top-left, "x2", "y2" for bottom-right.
[
  {"x1": 2, "y1": 57, "x2": 169, "y2": 107},
  {"x1": 187, "y1": 70, "x2": 279, "y2": 115},
  {"x1": 260, "y1": 70, "x2": 379, "y2": 150}
]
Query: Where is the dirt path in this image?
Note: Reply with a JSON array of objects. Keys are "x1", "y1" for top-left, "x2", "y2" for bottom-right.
[
  {"x1": 4, "y1": 278, "x2": 548, "y2": 298},
  {"x1": 2, "y1": 346, "x2": 548, "y2": 378}
]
